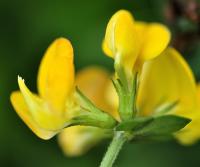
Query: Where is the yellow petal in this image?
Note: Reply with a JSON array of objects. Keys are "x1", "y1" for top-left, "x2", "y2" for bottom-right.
[
  {"x1": 197, "y1": 83, "x2": 200, "y2": 102},
  {"x1": 102, "y1": 40, "x2": 113, "y2": 58},
  {"x1": 137, "y1": 47, "x2": 197, "y2": 117},
  {"x1": 176, "y1": 84, "x2": 200, "y2": 145},
  {"x1": 37, "y1": 38, "x2": 75, "y2": 113},
  {"x1": 18, "y1": 76, "x2": 68, "y2": 131},
  {"x1": 103, "y1": 10, "x2": 140, "y2": 70},
  {"x1": 10, "y1": 91, "x2": 57, "y2": 140},
  {"x1": 58, "y1": 126, "x2": 108, "y2": 156},
  {"x1": 75, "y1": 66, "x2": 119, "y2": 120},
  {"x1": 176, "y1": 112, "x2": 200, "y2": 145},
  {"x1": 135, "y1": 21, "x2": 171, "y2": 62}
]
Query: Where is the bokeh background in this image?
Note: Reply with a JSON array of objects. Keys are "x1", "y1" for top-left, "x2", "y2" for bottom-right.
[{"x1": 1, "y1": 0, "x2": 200, "y2": 166}]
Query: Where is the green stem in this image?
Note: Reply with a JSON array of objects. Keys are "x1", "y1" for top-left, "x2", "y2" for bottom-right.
[{"x1": 99, "y1": 132, "x2": 127, "y2": 167}]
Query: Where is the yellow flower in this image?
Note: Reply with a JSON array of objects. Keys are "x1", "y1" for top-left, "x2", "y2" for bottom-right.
[
  {"x1": 58, "y1": 66, "x2": 118, "y2": 156},
  {"x1": 10, "y1": 38, "x2": 75, "y2": 139},
  {"x1": 136, "y1": 47, "x2": 200, "y2": 144},
  {"x1": 11, "y1": 37, "x2": 117, "y2": 142},
  {"x1": 106, "y1": 47, "x2": 200, "y2": 144},
  {"x1": 103, "y1": 10, "x2": 170, "y2": 77},
  {"x1": 137, "y1": 47, "x2": 197, "y2": 117}
]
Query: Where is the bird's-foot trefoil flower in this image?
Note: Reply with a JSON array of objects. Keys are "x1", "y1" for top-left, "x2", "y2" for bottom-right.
[
  {"x1": 103, "y1": 10, "x2": 171, "y2": 121},
  {"x1": 103, "y1": 10, "x2": 170, "y2": 80},
  {"x1": 99, "y1": 11, "x2": 199, "y2": 166},
  {"x1": 10, "y1": 38, "x2": 116, "y2": 140},
  {"x1": 137, "y1": 47, "x2": 200, "y2": 143}
]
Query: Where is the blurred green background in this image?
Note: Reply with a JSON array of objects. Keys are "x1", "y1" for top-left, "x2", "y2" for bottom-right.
[{"x1": 0, "y1": 0, "x2": 200, "y2": 166}]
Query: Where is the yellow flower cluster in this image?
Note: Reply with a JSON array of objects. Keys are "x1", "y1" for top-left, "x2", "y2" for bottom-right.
[{"x1": 10, "y1": 10, "x2": 200, "y2": 157}]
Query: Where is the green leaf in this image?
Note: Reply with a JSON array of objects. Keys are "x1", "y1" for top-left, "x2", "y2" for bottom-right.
[
  {"x1": 134, "y1": 115, "x2": 191, "y2": 136},
  {"x1": 116, "y1": 117, "x2": 153, "y2": 131}
]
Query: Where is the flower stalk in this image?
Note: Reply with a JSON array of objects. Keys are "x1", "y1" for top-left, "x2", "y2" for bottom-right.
[{"x1": 100, "y1": 131, "x2": 128, "y2": 167}]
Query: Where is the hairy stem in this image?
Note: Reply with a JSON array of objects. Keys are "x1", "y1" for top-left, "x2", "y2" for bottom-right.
[{"x1": 99, "y1": 131, "x2": 127, "y2": 167}]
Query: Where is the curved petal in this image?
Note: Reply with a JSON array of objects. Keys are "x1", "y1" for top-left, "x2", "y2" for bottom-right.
[
  {"x1": 176, "y1": 84, "x2": 200, "y2": 145},
  {"x1": 102, "y1": 40, "x2": 113, "y2": 58},
  {"x1": 37, "y1": 38, "x2": 75, "y2": 113},
  {"x1": 10, "y1": 91, "x2": 57, "y2": 140},
  {"x1": 135, "y1": 22, "x2": 171, "y2": 62},
  {"x1": 18, "y1": 76, "x2": 68, "y2": 131},
  {"x1": 58, "y1": 126, "x2": 110, "y2": 156},
  {"x1": 103, "y1": 10, "x2": 140, "y2": 70},
  {"x1": 137, "y1": 47, "x2": 197, "y2": 117},
  {"x1": 75, "y1": 66, "x2": 119, "y2": 120}
]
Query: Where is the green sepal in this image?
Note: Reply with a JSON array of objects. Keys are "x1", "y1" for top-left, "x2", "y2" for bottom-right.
[
  {"x1": 115, "y1": 117, "x2": 153, "y2": 131},
  {"x1": 69, "y1": 112, "x2": 116, "y2": 129},
  {"x1": 74, "y1": 87, "x2": 117, "y2": 129},
  {"x1": 134, "y1": 115, "x2": 191, "y2": 136},
  {"x1": 112, "y1": 72, "x2": 137, "y2": 121}
]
